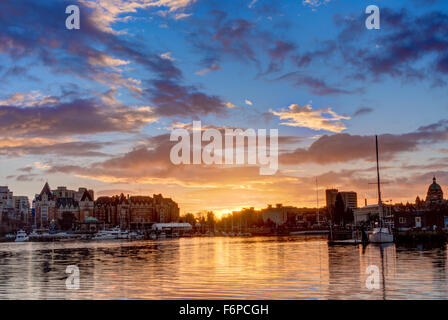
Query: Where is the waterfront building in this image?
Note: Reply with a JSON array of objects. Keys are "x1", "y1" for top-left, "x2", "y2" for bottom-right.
[
  {"x1": 353, "y1": 204, "x2": 394, "y2": 228},
  {"x1": 325, "y1": 189, "x2": 358, "y2": 210},
  {"x1": 94, "y1": 196, "x2": 119, "y2": 226},
  {"x1": 0, "y1": 187, "x2": 30, "y2": 228},
  {"x1": 261, "y1": 204, "x2": 289, "y2": 225},
  {"x1": 0, "y1": 186, "x2": 14, "y2": 220},
  {"x1": 325, "y1": 189, "x2": 338, "y2": 209},
  {"x1": 34, "y1": 183, "x2": 56, "y2": 228},
  {"x1": 78, "y1": 190, "x2": 95, "y2": 221},
  {"x1": 260, "y1": 204, "x2": 323, "y2": 227},
  {"x1": 426, "y1": 176, "x2": 444, "y2": 205},
  {"x1": 394, "y1": 176, "x2": 447, "y2": 231},
  {"x1": 13, "y1": 196, "x2": 30, "y2": 223},
  {"x1": 94, "y1": 193, "x2": 180, "y2": 229},
  {"x1": 340, "y1": 192, "x2": 358, "y2": 210},
  {"x1": 34, "y1": 183, "x2": 95, "y2": 229}
]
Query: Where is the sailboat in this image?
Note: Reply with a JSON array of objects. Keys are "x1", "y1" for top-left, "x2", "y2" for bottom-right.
[{"x1": 369, "y1": 135, "x2": 394, "y2": 244}]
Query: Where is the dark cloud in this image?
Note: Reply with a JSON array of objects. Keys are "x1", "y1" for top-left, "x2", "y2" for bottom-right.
[
  {"x1": 16, "y1": 174, "x2": 38, "y2": 182},
  {"x1": 281, "y1": 120, "x2": 448, "y2": 165},
  {"x1": 1, "y1": 141, "x2": 111, "y2": 158},
  {"x1": 146, "y1": 80, "x2": 230, "y2": 117},
  {"x1": 0, "y1": 98, "x2": 155, "y2": 138},
  {"x1": 353, "y1": 107, "x2": 373, "y2": 117},
  {"x1": 273, "y1": 72, "x2": 354, "y2": 96},
  {"x1": 188, "y1": 9, "x2": 301, "y2": 77},
  {"x1": 0, "y1": 0, "x2": 229, "y2": 120},
  {"x1": 338, "y1": 8, "x2": 448, "y2": 81}
]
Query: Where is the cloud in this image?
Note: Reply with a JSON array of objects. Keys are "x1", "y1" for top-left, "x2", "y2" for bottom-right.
[
  {"x1": 302, "y1": 0, "x2": 331, "y2": 7},
  {"x1": 188, "y1": 10, "x2": 296, "y2": 77},
  {"x1": 248, "y1": 0, "x2": 258, "y2": 8},
  {"x1": 224, "y1": 102, "x2": 238, "y2": 109},
  {"x1": 17, "y1": 166, "x2": 33, "y2": 173},
  {"x1": 245, "y1": 99, "x2": 253, "y2": 106},
  {"x1": 0, "y1": 97, "x2": 157, "y2": 138},
  {"x1": 0, "y1": 0, "x2": 183, "y2": 86},
  {"x1": 271, "y1": 104, "x2": 350, "y2": 132},
  {"x1": 88, "y1": 54, "x2": 130, "y2": 69},
  {"x1": 353, "y1": 107, "x2": 373, "y2": 117},
  {"x1": 337, "y1": 8, "x2": 448, "y2": 81},
  {"x1": 79, "y1": 0, "x2": 197, "y2": 34},
  {"x1": 175, "y1": 13, "x2": 192, "y2": 20},
  {"x1": 146, "y1": 79, "x2": 230, "y2": 117},
  {"x1": 0, "y1": 91, "x2": 59, "y2": 107},
  {"x1": 195, "y1": 64, "x2": 220, "y2": 75},
  {"x1": 281, "y1": 120, "x2": 448, "y2": 165},
  {"x1": 160, "y1": 52, "x2": 176, "y2": 61},
  {"x1": 16, "y1": 174, "x2": 38, "y2": 182},
  {"x1": 34, "y1": 162, "x2": 51, "y2": 170},
  {"x1": 273, "y1": 72, "x2": 354, "y2": 96},
  {"x1": 1, "y1": 141, "x2": 111, "y2": 158}
]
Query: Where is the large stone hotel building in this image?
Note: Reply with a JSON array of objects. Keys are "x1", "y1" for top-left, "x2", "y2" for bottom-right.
[{"x1": 33, "y1": 183, "x2": 179, "y2": 229}]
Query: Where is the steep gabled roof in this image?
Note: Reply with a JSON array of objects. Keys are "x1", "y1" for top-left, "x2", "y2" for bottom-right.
[
  {"x1": 80, "y1": 189, "x2": 93, "y2": 202},
  {"x1": 38, "y1": 182, "x2": 53, "y2": 200},
  {"x1": 57, "y1": 197, "x2": 79, "y2": 209}
]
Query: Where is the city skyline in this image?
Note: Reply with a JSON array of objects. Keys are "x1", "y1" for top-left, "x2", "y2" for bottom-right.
[{"x1": 1, "y1": 0, "x2": 448, "y2": 217}]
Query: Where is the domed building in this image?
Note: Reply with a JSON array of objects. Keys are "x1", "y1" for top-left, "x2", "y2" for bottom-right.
[
  {"x1": 395, "y1": 176, "x2": 447, "y2": 231},
  {"x1": 426, "y1": 176, "x2": 444, "y2": 204}
]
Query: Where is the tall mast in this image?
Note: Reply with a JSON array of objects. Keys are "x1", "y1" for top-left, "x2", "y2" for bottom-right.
[
  {"x1": 376, "y1": 135, "x2": 384, "y2": 227},
  {"x1": 376, "y1": 135, "x2": 382, "y2": 206},
  {"x1": 316, "y1": 177, "x2": 320, "y2": 226}
]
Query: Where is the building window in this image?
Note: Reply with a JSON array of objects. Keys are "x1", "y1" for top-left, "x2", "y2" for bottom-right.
[{"x1": 399, "y1": 217, "x2": 406, "y2": 224}]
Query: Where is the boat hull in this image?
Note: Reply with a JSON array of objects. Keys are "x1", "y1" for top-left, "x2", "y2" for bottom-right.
[{"x1": 369, "y1": 231, "x2": 394, "y2": 243}]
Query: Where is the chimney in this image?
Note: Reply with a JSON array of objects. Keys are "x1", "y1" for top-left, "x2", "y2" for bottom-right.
[{"x1": 365, "y1": 198, "x2": 367, "y2": 206}]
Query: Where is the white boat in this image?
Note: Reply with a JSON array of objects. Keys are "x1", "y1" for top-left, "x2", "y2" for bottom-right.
[
  {"x1": 159, "y1": 232, "x2": 166, "y2": 239},
  {"x1": 149, "y1": 232, "x2": 157, "y2": 240},
  {"x1": 29, "y1": 230, "x2": 40, "y2": 238},
  {"x1": 92, "y1": 227, "x2": 126, "y2": 240},
  {"x1": 368, "y1": 135, "x2": 394, "y2": 244},
  {"x1": 369, "y1": 227, "x2": 394, "y2": 243},
  {"x1": 118, "y1": 230, "x2": 129, "y2": 240},
  {"x1": 14, "y1": 230, "x2": 29, "y2": 242},
  {"x1": 128, "y1": 231, "x2": 144, "y2": 240},
  {"x1": 329, "y1": 238, "x2": 363, "y2": 245}
]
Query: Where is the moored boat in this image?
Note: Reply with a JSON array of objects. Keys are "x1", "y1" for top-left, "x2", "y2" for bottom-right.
[
  {"x1": 368, "y1": 136, "x2": 394, "y2": 244},
  {"x1": 14, "y1": 230, "x2": 29, "y2": 242},
  {"x1": 369, "y1": 227, "x2": 394, "y2": 243}
]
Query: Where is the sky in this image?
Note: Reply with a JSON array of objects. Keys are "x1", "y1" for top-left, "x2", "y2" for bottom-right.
[{"x1": 0, "y1": 0, "x2": 448, "y2": 216}]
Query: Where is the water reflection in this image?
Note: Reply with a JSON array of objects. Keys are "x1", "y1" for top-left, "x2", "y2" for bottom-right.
[{"x1": 0, "y1": 236, "x2": 446, "y2": 299}]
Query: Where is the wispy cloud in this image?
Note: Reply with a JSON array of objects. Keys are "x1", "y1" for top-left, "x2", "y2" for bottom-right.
[{"x1": 271, "y1": 104, "x2": 350, "y2": 132}]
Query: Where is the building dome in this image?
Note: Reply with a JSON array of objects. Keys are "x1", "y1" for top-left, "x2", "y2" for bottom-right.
[
  {"x1": 426, "y1": 176, "x2": 443, "y2": 203},
  {"x1": 84, "y1": 216, "x2": 99, "y2": 223},
  {"x1": 428, "y1": 177, "x2": 442, "y2": 191}
]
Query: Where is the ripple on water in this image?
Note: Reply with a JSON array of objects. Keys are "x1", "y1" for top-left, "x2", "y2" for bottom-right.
[{"x1": 0, "y1": 236, "x2": 447, "y2": 299}]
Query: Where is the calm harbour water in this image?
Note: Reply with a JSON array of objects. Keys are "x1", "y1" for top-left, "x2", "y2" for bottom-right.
[{"x1": 0, "y1": 236, "x2": 447, "y2": 300}]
